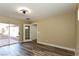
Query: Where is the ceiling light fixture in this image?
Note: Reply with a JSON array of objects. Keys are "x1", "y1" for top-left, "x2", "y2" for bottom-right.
[{"x1": 17, "y1": 7, "x2": 31, "y2": 14}]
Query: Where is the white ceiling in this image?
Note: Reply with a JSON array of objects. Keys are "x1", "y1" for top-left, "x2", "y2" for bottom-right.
[{"x1": 0, "y1": 3, "x2": 76, "y2": 20}]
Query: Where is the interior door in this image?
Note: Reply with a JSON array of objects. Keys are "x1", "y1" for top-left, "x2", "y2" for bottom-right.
[
  {"x1": 23, "y1": 24, "x2": 31, "y2": 42},
  {"x1": 30, "y1": 24, "x2": 37, "y2": 40}
]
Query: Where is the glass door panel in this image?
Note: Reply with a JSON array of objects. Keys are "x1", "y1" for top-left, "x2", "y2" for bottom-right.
[
  {"x1": 9, "y1": 24, "x2": 19, "y2": 44},
  {"x1": 25, "y1": 26, "x2": 30, "y2": 40}
]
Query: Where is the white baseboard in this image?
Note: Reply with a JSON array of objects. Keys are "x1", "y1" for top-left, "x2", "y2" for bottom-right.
[{"x1": 37, "y1": 41, "x2": 75, "y2": 52}]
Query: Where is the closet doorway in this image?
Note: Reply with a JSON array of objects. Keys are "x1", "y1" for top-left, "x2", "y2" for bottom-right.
[{"x1": 0, "y1": 23, "x2": 19, "y2": 47}]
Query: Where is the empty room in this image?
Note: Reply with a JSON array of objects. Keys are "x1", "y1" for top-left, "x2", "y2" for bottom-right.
[{"x1": 0, "y1": 3, "x2": 79, "y2": 56}]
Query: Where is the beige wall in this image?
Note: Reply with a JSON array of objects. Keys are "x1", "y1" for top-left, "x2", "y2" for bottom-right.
[
  {"x1": 75, "y1": 4, "x2": 79, "y2": 55},
  {"x1": 0, "y1": 17, "x2": 27, "y2": 42},
  {"x1": 36, "y1": 12, "x2": 76, "y2": 49},
  {"x1": 76, "y1": 19, "x2": 79, "y2": 55}
]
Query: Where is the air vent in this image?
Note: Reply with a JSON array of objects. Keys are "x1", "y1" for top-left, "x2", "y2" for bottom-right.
[{"x1": 26, "y1": 18, "x2": 30, "y2": 20}]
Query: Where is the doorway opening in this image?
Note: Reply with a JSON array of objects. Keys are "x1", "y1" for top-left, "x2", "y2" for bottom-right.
[
  {"x1": 23, "y1": 24, "x2": 37, "y2": 43},
  {"x1": 0, "y1": 23, "x2": 19, "y2": 46}
]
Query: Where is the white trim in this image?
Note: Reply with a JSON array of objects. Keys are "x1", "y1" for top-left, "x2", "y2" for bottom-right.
[{"x1": 37, "y1": 41, "x2": 75, "y2": 52}]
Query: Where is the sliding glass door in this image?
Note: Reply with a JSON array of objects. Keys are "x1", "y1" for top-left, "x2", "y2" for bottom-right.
[
  {"x1": 0, "y1": 23, "x2": 19, "y2": 47},
  {"x1": 0, "y1": 23, "x2": 10, "y2": 46}
]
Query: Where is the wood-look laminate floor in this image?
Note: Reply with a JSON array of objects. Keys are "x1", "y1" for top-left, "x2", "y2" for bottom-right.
[{"x1": 0, "y1": 42, "x2": 75, "y2": 56}]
